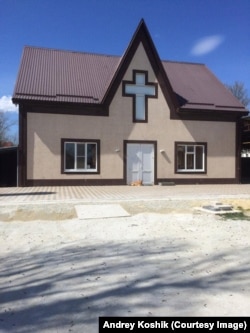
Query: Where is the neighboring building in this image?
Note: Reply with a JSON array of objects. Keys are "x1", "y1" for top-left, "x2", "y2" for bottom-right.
[
  {"x1": 0, "y1": 146, "x2": 18, "y2": 187},
  {"x1": 12, "y1": 20, "x2": 248, "y2": 186},
  {"x1": 242, "y1": 118, "x2": 250, "y2": 156},
  {"x1": 241, "y1": 117, "x2": 250, "y2": 183}
]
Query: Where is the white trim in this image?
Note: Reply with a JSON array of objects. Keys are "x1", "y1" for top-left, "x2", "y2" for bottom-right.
[
  {"x1": 64, "y1": 142, "x2": 97, "y2": 172},
  {"x1": 177, "y1": 144, "x2": 205, "y2": 172}
]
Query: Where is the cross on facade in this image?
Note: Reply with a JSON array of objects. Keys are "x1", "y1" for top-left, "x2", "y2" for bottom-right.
[{"x1": 123, "y1": 71, "x2": 158, "y2": 122}]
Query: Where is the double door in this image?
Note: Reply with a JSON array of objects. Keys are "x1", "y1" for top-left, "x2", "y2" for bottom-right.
[{"x1": 126, "y1": 143, "x2": 154, "y2": 185}]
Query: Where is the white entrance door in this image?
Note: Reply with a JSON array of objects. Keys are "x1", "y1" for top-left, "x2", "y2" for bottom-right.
[{"x1": 127, "y1": 143, "x2": 154, "y2": 185}]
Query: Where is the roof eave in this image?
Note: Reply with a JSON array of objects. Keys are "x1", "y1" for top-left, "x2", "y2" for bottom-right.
[
  {"x1": 12, "y1": 98, "x2": 109, "y2": 116},
  {"x1": 177, "y1": 106, "x2": 248, "y2": 121}
]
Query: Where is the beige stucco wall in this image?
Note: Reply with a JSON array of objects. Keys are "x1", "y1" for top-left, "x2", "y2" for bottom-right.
[{"x1": 26, "y1": 43, "x2": 236, "y2": 181}]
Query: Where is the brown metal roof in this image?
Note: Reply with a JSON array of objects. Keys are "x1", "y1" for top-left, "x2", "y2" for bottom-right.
[
  {"x1": 13, "y1": 45, "x2": 246, "y2": 112},
  {"x1": 162, "y1": 61, "x2": 245, "y2": 111},
  {"x1": 13, "y1": 46, "x2": 120, "y2": 104}
]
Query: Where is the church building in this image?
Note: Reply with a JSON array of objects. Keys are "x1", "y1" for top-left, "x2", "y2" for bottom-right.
[{"x1": 12, "y1": 20, "x2": 248, "y2": 186}]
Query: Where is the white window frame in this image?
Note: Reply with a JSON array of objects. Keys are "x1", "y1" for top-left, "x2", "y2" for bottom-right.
[
  {"x1": 176, "y1": 143, "x2": 206, "y2": 173},
  {"x1": 64, "y1": 141, "x2": 97, "y2": 173}
]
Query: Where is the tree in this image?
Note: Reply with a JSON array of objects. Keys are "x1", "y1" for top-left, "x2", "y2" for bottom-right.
[
  {"x1": 0, "y1": 112, "x2": 17, "y2": 146},
  {"x1": 226, "y1": 81, "x2": 250, "y2": 108}
]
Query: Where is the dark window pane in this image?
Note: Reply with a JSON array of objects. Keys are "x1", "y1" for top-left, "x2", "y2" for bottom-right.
[
  {"x1": 177, "y1": 146, "x2": 185, "y2": 169},
  {"x1": 196, "y1": 146, "x2": 203, "y2": 169},
  {"x1": 65, "y1": 143, "x2": 75, "y2": 170},
  {"x1": 77, "y1": 143, "x2": 85, "y2": 157},
  {"x1": 187, "y1": 154, "x2": 194, "y2": 169},
  {"x1": 187, "y1": 146, "x2": 194, "y2": 153},
  {"x1": 87, "y1": 144, "x2": 97, "y2": 169},
  {"x1": 77, "y1": 157, "x2": 85, "y2": 169}
]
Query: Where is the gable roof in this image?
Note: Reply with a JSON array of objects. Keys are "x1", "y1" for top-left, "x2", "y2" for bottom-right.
[
  {"x1": 102, "y1": 19, "x2": 179, "y2": 115},
  {"x1": 12, "y1": 20, "x2": 247, "y2": 115},
  {"x1": 162, "y1": 61, "x2": 246, "y2": 112},
  {"x1": 13, "y1": 47, "x2": 120, "y2": 104}
]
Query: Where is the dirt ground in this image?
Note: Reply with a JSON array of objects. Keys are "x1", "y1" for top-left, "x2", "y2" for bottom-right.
[
  {"x1": 1, "y1": 198, "x2": 250, "y2": 221},
  {"x1": 0, "y1": 208, "x2": 250, "y2": 333}
]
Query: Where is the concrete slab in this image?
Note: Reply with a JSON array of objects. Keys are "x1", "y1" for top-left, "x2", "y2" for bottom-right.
[
  {"x1": 75, "y1": 204, "x2": 130, "y2": 219},
  {"x1": 194, "y1": 202, "x2": 241, "y2": 214}
]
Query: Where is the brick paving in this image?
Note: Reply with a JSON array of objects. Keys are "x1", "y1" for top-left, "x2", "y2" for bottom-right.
[{"x1": 0, "y1": 184, "x2": 250, "y2": 204}]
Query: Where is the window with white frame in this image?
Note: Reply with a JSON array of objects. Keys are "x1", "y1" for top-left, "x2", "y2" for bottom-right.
[
  {"x1": 63, "y1": 140, "x2": 98, "y2": 173},
  {"x1": 176, "y1": 143, "x2": 206, "y2": 173}
]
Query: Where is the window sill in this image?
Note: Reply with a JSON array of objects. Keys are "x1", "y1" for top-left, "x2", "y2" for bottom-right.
[
  {"x1": 63, "y1": 170, "x2": 98, "y2": 174},
  {"x1": 176, "y1": 170, "x2": 206, "y2": 174}
]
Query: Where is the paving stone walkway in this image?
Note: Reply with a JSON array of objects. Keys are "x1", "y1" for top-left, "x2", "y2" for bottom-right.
[{"x1": 0, "y1": 184, "x2": 250, "y2": 204}]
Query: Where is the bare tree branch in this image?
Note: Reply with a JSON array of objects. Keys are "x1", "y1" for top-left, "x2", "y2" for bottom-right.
[
  {"x1": 0, "y1": 112, "x2": 17, "y2": 146},
  {"x1": 226, "y1": 81, "x2": 250, "y2": 108}
]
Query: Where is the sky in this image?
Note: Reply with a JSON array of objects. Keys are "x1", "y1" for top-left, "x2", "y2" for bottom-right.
[{"x1": 0, "y1": 0, "x2": 249, "y2": 136}]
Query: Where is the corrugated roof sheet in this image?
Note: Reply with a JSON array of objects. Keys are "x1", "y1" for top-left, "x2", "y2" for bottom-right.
[
  {"x1": 162, "y1": 61, "x2": 245, "y2": 110},
  {"x1": 13, "y1": 46, "x2": 245, "y2": 111},
  {"x1": 14, "y1": 47, "x2": 120, "y2": 104}
]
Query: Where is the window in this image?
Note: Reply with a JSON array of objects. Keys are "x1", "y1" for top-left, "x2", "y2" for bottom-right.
[
  {"x1": 62, "y1": 139, "x2": 100, "y2": 173},
  {"x1": 176, "y1": 143, "x2": 206, "y2": 173},
  {"x1": 123, "y1": 70, "x2": 157, "y2": 122}
]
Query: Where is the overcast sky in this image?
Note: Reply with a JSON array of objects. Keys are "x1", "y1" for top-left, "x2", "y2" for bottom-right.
[{"x1": 0, "y1": 0, "x2": 249, "y2": 114}]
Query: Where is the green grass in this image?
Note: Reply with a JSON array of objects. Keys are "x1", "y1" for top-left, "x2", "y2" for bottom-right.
[{"x1": 220, "y1": 211, "x2": 250, "y2": 221}]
